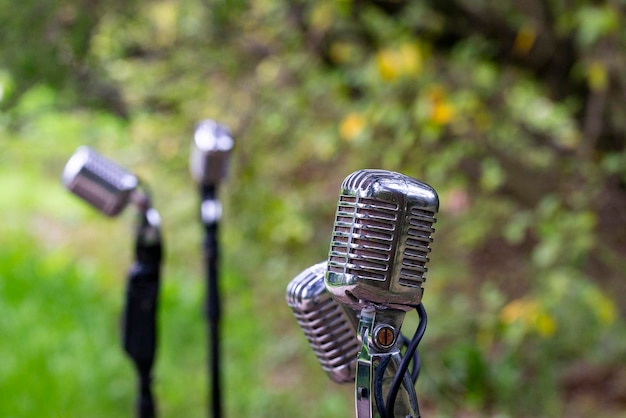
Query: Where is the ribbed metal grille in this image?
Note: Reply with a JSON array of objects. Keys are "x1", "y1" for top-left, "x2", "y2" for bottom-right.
[
  {"x1": 82, "y1": 152, "x2": 136, "y2": 192},
  {"x1": 329, "y1": 194, "x2": 398, "y2": 282},
  {"x1": 64, "y1": 147, "x2": 137, "y2": 216},
  {"x1": 399, "y1": 207, "x2": 437, "y2": 287},
  {"x1": 286, "y1": 265, "x2": 359, "y2": 383},
  {"x1": 291, "y1": 296, "x2": 359, "y2": 371},
  {"x1": 70, "y1": 180, "x2": 114, "y2": 213}
]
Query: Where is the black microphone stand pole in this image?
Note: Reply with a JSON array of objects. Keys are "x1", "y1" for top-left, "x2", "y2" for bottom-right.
[
  {"x1": 61, "y1": 147, "x2": 162, "y2": 418},
  {"x1": 200, "y1": 183, "x2": 222, "y2": 418},
  {"x1": 122, "y1": 204, "x2": 162, "y2": 418},
  {"x1": 190, "y1": 119, "x2": 233, "y2": 418}
]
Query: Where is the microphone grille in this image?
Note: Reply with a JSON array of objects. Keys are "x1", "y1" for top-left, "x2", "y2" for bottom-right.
[
  {"x1": 400, "y1": 206, "x2": 437, "y2": 287},
  {"x1": 190, "y1": 120, "x2": 234, "y2": 185},
  {"x1": 329, "y1": 190, "x2": 398, "y2": 283},
  {"x1": 62, "y1": 146, "x2": 138, "y2": 217},
  {"x1": 326, "y1": 170, "x2": 438, "y2": 310},
  {"x1": 286, "y1": 262, "x2": 360, "y2": 384}
]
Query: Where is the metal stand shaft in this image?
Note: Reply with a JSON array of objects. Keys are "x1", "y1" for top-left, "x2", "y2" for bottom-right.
[
  {"x1": 201, "y1": 184, "x2": 222, "y2": 418},
  {"x1": 123, "y1": 209, "x2": 162, "y2": 418},
  {"x1": 355, "y1": 307, "x2": 420, "y2": 418}
]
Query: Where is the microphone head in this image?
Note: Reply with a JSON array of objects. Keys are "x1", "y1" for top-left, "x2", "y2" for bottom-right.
[
  {"x1": 62, "y1": 146, "x2": 139, "y2": 217},
  {"x1": 190, "y1": 119, "x2": 234, "y2": 186},
  {"x1": 286, "y1": 262, "x2": 361, "y2": 384},
  {"x1": 325, "y1": 170, "x2": 439, "y2": 311}
]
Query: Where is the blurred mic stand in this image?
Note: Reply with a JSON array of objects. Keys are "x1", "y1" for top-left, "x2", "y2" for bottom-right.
[
  {"x1": 190, "y1": 120, "x2": 234, "y2": 418},
  {"x1": 62, "y1": 146, "x2": 163, "y2": 418}
]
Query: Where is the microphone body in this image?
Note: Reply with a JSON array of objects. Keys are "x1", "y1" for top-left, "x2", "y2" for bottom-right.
[
  {"x1": 62, "y1": 146, "x2": 140, "y2": 216},
  {"x1": 286, "y1": 262, "x2": 361, "y2": 384},
  {"x1": 324, "y1": 169, "x2": 438, "y2": 418},
  {"x1": 190, "y1": 119, "x2": 234, "y2": 187},
  {"x1": 325, "y1": 169, "x2": 439, "y2": 312}
]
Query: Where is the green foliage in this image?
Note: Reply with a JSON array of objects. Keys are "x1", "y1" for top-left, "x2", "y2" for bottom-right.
[{"x1": 1, "y1": 0, "x2": 626, "y2": 416}]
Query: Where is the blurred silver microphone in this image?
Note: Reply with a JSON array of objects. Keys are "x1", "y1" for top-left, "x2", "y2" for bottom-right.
[
  {"x1": 325, "y1": 169, "x2": 439, "y2": 312},
  {"x1": 190, "y1": 119, "x2": 234, "y2": 186},
  {"x1": 286, "y1": 262, "x2": 361, "y2": 384},
  {"x1": 62, "y1": 146, "x2": 142, "y2": 216}
]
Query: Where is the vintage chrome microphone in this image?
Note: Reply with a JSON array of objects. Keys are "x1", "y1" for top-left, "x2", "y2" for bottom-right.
[
  {"x1": 62, "y1": 146, "x2": 144, "y2": 215},
  {"x1": 62, "y1": 146, "x2": 162, "y2": 418},
  {"x1": 324, "y1": 169, "x2": 439, "y2": 418},
  {"x1": 190, "y1": 119, "x2": 234, "y2": 418},
  {"x1": 325, "y1": 169, "x2": 438, "y2": 311},
  {"x1": 190, "y1": 120, "x2": 234, "y2": 188},
  {"x1": 286, "y1": 262, "x2": 361, "y2": 384}
]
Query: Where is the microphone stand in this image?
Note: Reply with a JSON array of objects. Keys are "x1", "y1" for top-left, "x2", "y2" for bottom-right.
[
  {"x1": 122, "y1": 204, "x2": 163, "y2": 418},
  {"x1": 200, "y1": 183, "x2": 222, "y2": 418},
  {"x1": 355, "y1": 307, "x2": 420, "y2": 418},
  {"x1": 61, "y1": 147, "x2": 163, "y2": 418},
  {"x1": 190, "y1": 118, "x2": 233, "y2": 418}
]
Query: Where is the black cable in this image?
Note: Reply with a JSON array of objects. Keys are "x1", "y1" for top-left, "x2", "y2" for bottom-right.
[
  {"x1": 374, "y1": 355, "x2": 391, "y2": 417},
  {"x1": 400, "y1": 334, "x2": 421, "y2": 384},
  {"x1": 410, "y1": 349, "x2": 421, "y2": 384},
  {"x1": 385, "y1": 303, "x2": 427, "y2": 418}
]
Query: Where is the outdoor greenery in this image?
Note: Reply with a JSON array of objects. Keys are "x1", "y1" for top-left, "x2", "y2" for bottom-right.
[{"x1": 1, "y1": 1, "x2": 625, "y2": 417}]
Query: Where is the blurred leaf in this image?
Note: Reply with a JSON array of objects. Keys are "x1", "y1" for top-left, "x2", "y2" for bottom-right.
[
  {"x1": 503, "y1": 211, "x2": 531, "y2": 245},
  {"x1": 532, "y1": 237, "x2": 561, "y2": 268},
  {"x1": 575, "y1": 6, "x2": 619, "y2": 46},
  {"x1": 480, "y1": 158, "x2": 505, "y2": 192}
]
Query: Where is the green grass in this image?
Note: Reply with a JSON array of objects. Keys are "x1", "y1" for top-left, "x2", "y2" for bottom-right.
[
  {"x1": 0, "y1": 236, "x2": 132, "y2": 417},
  {"x1": 0, "y1": 218, "x2": 352, "y2": 418},
  {"x1": 0, "y1": 229, "x2": 322, "y2": 417}
]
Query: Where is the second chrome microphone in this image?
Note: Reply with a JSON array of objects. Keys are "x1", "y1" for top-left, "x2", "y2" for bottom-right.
[{"x1": 286, "y1": 262, "x2": 361, "y2": 384}]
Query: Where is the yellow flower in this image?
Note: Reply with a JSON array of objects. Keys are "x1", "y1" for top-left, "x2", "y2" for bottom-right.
[
  {"x1": 377, "y1": 49, "x2": 400, "y2": 81},
  {"x1": 535, "y1": 312, "x2": 557, "y2": 337},
  {"x1": 431, "y1": 101, "x2": 455, "y2": 126},
  {"x1": 500, "y1": 297, "x2": 557, "y2": 337},
  {"x1": 426, "y1": 86, "x2": 455, "y2": 126},
  {"x1": 399, "y1": 43, "x2": 422, "y2": 76},
  {"x1": 339, "y1": 113, "x2": 366, "y2": 141},
  {"x1": 376, "y1": 42, "x2": 423, "y2": 81},
  {"x1": 500, "y1": 298, "x2": 537, "y2": 324}
]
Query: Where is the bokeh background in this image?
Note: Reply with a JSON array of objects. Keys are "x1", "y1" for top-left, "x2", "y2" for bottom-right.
[{"x1": 1, "y1": 1, "x2": 625, "y2": 417}]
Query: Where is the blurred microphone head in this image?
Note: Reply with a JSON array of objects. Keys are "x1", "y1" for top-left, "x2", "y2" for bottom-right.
[
  {"x1": 190, "y1": 119, "x2": 234, "y2": 186},
  {"x1": 62, "y1": 146, "x2": 140, "y2": 217},
  {"x1": 325, "y1": 170, "x2": 439, "y2": 312},
  {"x1": 286, "y1": 262, "x2": 361, "y2": 384}
]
